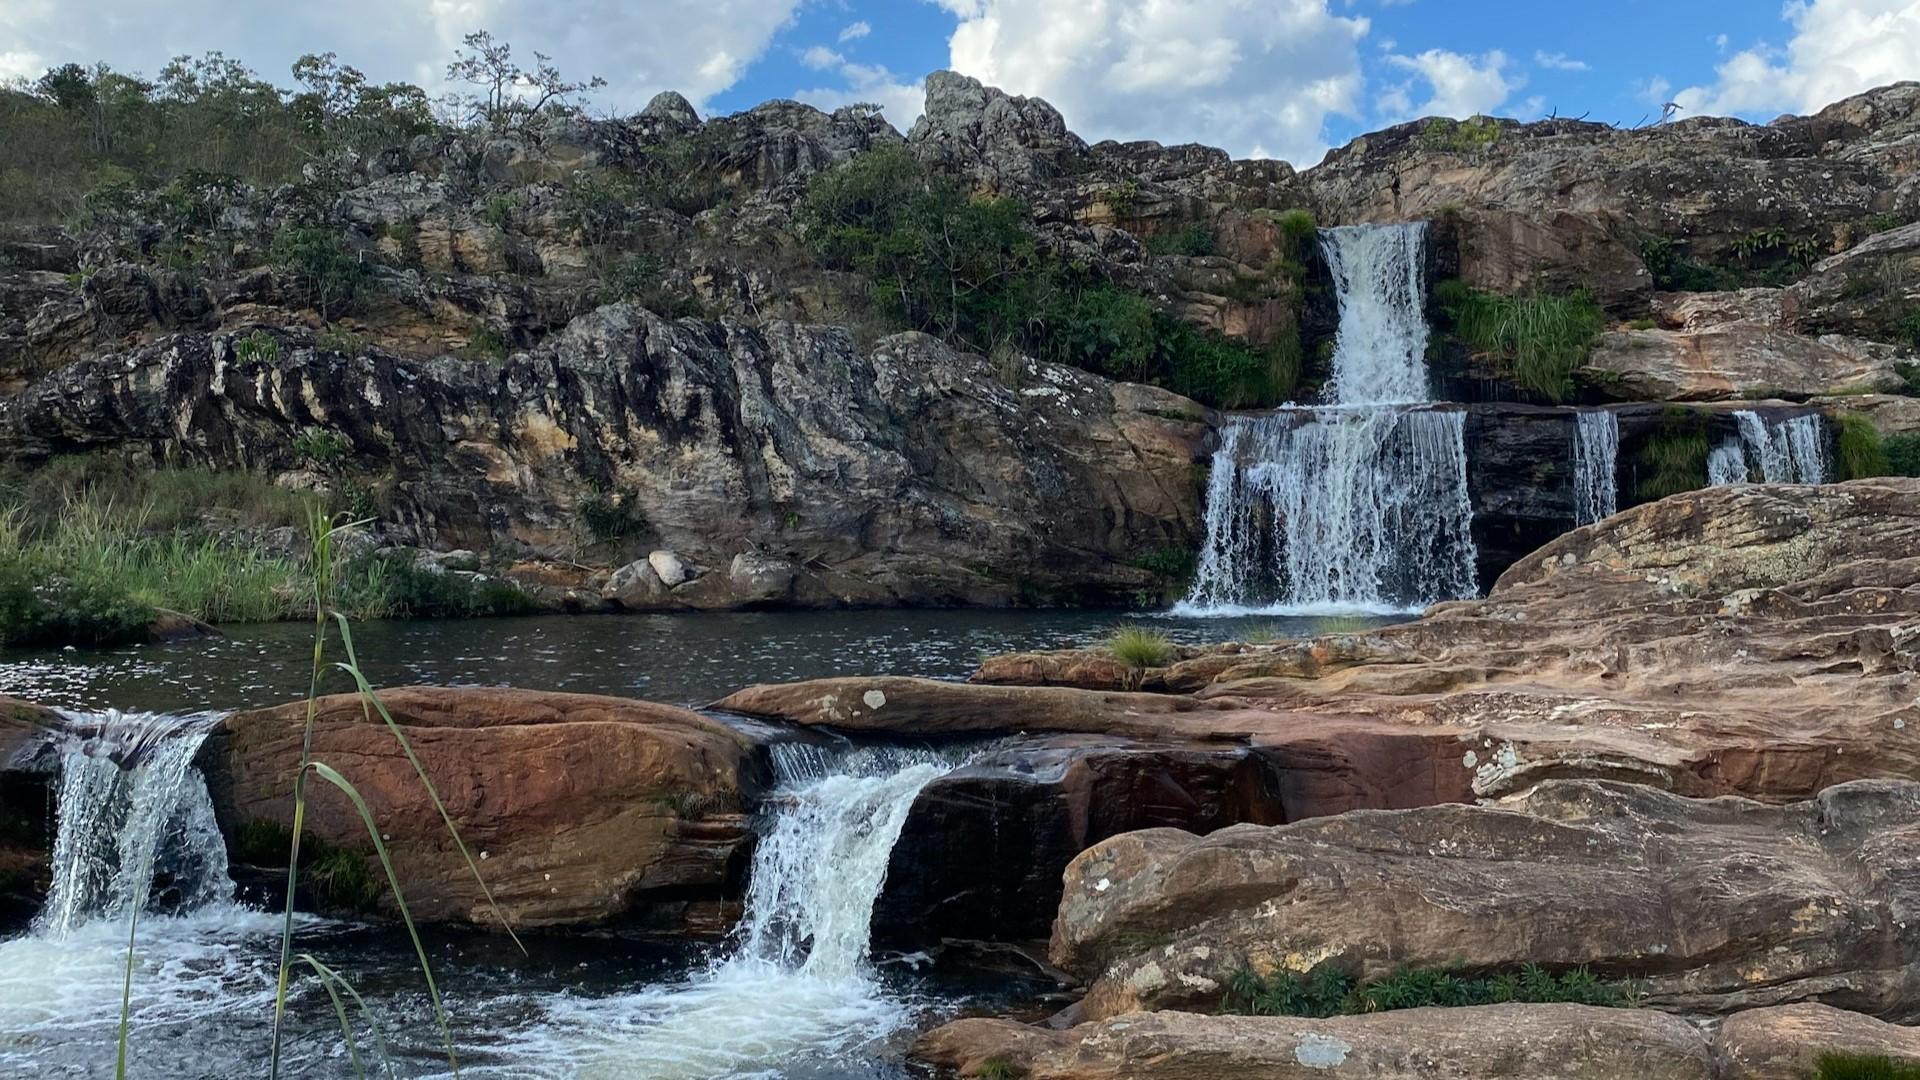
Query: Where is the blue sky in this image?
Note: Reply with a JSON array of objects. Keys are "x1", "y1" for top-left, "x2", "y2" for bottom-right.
[{"x1": 4, "y1": 1, "x2": 1917, "y2": 167}]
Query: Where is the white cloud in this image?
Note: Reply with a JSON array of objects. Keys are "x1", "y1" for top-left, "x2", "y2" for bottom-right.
[
  {"x1": 0, "y1": 49, "x2": 46, "y2": 82},
  {"x1": 838, "y1": 20, "x2": 871, "y2": 43},
  {"x1": 0, "y1": 0, "x2": 802, "y2": 113},
  {"x1": 795, "y1": 60, "x2": 926, "y2": 131},
  {"x1": 937, "y1": 0, "x2": 1370, "y2": 166},
  {"x1": 801, "y1": 45, "x2": 843, "y2": 70},
  {"x1": 1674, "y1": 0, "x2": 1920, "y2": 118},
  {"x1": 1534, "y1": 50, "x2": 1589, "y2": 72},
  {"x1": 1380, "y1": 48, "x2": 1522, "y2": 120}
]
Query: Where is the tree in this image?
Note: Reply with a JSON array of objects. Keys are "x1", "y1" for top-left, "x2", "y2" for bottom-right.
[{"x1": 444, "y1": 31, "x2": 605, "y2": 128}]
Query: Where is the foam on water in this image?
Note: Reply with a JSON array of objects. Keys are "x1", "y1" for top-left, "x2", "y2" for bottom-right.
[
  {"x1": 1708, "y1": 440, "x2": 1752, "y2": 486},
  {"x1": 1733, "y1": 410, "x2": 1829, "y2": 484}
]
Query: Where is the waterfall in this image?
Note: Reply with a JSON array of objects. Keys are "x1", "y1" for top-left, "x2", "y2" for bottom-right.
[
  {"x1": 1320, "y1": 223, "x2": 1432, "y2": 406},
  {"x1": 34, "y1": 711, "x2": 231, "y2": 936},
  {"x1": 1733, "y1": 411, "x2": 1829, "y2": 484},
  {"x1": 1573, "y1": 410, "x2": 1620, "y2": 525},
  {"x1": 1181, "y1": 221, "x2": 1478, "y2": 615},
  {"x1": 1708, "y1": 441, "x2": 1751, "y2": 486},
  {"x1": 550, "y1": 744, "x2": 952, "y2": 1079}
]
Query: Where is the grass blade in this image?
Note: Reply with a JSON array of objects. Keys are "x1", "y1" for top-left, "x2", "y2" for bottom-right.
[
  {"x1": 331, "y1": 614, "x2": 525, "y2": 954},
  {"x1": 114, "y1": 900, "x2": 139, "y2": 1079},
  {"x1": 300, "y1": 953, "x2": 397, "y2": 1080},
  {"x1": 305, "y1": 760, "x2": 460, "y2": 1075},
  {"x1": 299, "y1": 955, "x2": 365, "y2": 1079}
]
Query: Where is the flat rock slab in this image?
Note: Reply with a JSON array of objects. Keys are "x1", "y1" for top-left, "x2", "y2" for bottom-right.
[
  {"x1": 203, "y1": 686, "x2": 761, "y2": 928},
  {"x1": 916, "y1": 1005, "x2": 1717, "y2": 1080},
  {"x1": 1053, "y1": 778, "x2": 1920, "y2": 1021},
  {"x1": 1716, "y1": 1003, "x2": 1920, "y2": 1080}
]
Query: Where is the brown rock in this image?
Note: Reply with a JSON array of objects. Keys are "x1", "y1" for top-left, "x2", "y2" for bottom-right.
[
  {"x1": 1715, "y1": 1003, "x2": 1920, "y2": 1080},
  {"x1": 201, "y1": 686, "x2": 760, "y2": 928},
  {"x1": 1453, "y1": 207, "x2": 1651, "y2": 311},
  {"x1": 714, "y1": 676, "x2": 1213, "y2": 737},
  {"x1": 1053, "y1": 779, "x2": 1920, "y2": 1021},
  {"x1": 919, "y1": 1006, "x2": 1716, "y2": 1080}
]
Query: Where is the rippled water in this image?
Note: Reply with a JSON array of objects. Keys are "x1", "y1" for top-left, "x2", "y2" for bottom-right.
[{"x1": 0, "y1": 608, "x2": 1368, "y2": 714}]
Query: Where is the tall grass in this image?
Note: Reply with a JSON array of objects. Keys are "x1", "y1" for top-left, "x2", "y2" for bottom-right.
[
  {"x1": 1834, "y1": 414, "x2": 1891, "y2": 479},
  {"x1": 1108, "y1": 625, "x2": 1174, "y2": 668},
  {"x1": 1222, "y1": 963, "x2": 1628, "y2": 1018},
  {"x1": 1434, "y1": 281, "x2": 1604, "y2": 402},
  {"x1": 1819, "y1": 1054, "x2": 1920, "y2": 1080}
]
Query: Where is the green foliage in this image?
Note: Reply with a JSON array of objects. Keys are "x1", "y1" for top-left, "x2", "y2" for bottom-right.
[
  {"x1": 1419, "y1": 116, "x2": 1502, "y2": 153},
  {"x1": 1108, "y1": 625, "x2": 1174, "y2": 668},
  {"x1": 0, "y1": 548, "x2": 154, "y2": 648},
  {"x1": 1640, "y1": 236, "x2": 1739, "y2": 292},
  {"x1": 1433, "y1": 280, "x2": 1604, "y2": 402},
  {"x1": 1223, "y1": 964, "x2": 1628, "y2": 1017},
  {"x1": 347, "y1": 552, "x2": 536, "y2": 618},
  {"x1": 577, "y1": 490, "x2": 644, "y2": 542},
  {"x1": 235, "y1": 330, "x2": 281, "y2": 362},
  {"x1": 1146, "y1": 223, "x2": 1218, "y2": 257},
  {"x1": 292, "y1": 429, "x2": 353, "y2": 464},
  {"x1": 1159, "y1": 315, "x2": 1301, "y2": 408},
  {"x1": 232, "y1": 820, "x2": 381, "y2": 912},
  {"x1": 977, "y1": 1058, "x2": 1028, "y2": 1080},
  {"x1": 1898, "y1": 309, "x2": 1920, "y2": 350},
  {"x1": 464, "y1": 324, "x2": 511, "y2": 360},
  {"x1": 270, "y1": 226, "x2": 373, "y2": 318},
  {"x1": 315, "y1": 326, "x2": 367, "y2": 356},
  {"x1": 1886, "y1": 433, "x2": 1920, "y2": 477},
  {"x1": 1731, "y1": 228, "x2": 1823, "y2": 275},
  {"x1": 479, "y1": 193, "x2": 514, "y2": 229},
  {"x1": 1817, "y1": 1054, "x2": 1920, "y2": 1080},
  {"x1": 1134, "y1": 546, "x2": 1197, "y2": 584},
  {"x1": 1834, "y1": 414, "x2": 1890, "y2": 480},
  {"x1": 1637, "y1": 410, "x2": 1711, "y2": 499}
]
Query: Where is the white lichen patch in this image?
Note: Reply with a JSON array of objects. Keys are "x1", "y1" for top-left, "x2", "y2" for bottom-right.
[
  {"x1": 861, "y1": 689, "x2": 887, "y2": 710},
  {"x1": 1294, "y1": 1033, "x2": 1352, "y2": 1069},
  {"x1": 1124, "y1": 961, "x2": 1167, "y2": 994}
]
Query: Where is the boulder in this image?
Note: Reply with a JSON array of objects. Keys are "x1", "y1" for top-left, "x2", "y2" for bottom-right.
[
  {"x1": 1791, "y1": 220, "x2": 1920, "y2": 341},
  {"x1": 1715, "y1": 1003, "x2": 1920, "y2": 1080},
  {"x1": 1053, "y1": 779, "x2": 1920, "y2": 1021},
  {"x1": 726, "y1": 551, "x2": 794, "y2": 605},
  {"x1": 199, "y1": 687, "x2": 762, "y2": 928},
  {"x1": 911, "y1": 70, "x2": 1089, "y2": 192},
  {"x1": 604, "y1": 559, "x2": 668, "y2": 608},
  {"x1": 917, "y1": 1006, "x2": 1717, "y2": 1080},
  {"x1": 648, "y1": 549, "x2": 693, "y2": 588}
]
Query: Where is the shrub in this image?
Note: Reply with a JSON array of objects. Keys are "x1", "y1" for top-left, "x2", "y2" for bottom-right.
[
  {"x1": 977, "y1": 1058, "x2": 1027, "y2": 1080},
  {"x1": 314, "y1": 325, "x2": 367, "y2": 355},
  {"x1": 1223, "y1": 963, "x2": 1628, "y2": 1018},
  {"x1": 234, "y1": 330, "x2": 280, "y2": 362},
  {"x1": 1640, "y1": 236, "x2": 1738, "y2": 292},
  {"x1": 1133, "y1": 546, "x2": 1196, "y2": 584},
  {"x1": 1145, "y1": 224, "x2": 1217, "y2": 257},
  {"x1": 1834, "y1": 414, "x2": 1890, "y2": 479},
  {"x1": 1160, "y1": 316, "x2": 1301, "y2": 409},
  {"x1": 0, "y1": 554, "x2": 154, "y2": 648},
  {"x1": 1817, "y1": 1054, "x2": 1920, "y2": 1080},
  {"x1": 1419, "y1": 116, "x2": 1502, "y2": 153},
  {"x1": 1108, "y1": 625, "x2": 1174, "y2": 668},
  {"x1": 479, "y1": 193, "x2": 514, "y2": 229},
  {"x1": 349, "y1": 552, "x2": 536, "y2": 618},
  {"x1": 1434, "y1": 281, "x2": 1603, "y2": 402},
  {"x1": 465, "y1": 324, "x2": 511, "y2": 359},
  {"x1": 270, "y1": 225, "x2": 372, "y2": 318},
  {"x1": 292, "y1": 428, "x2": 353, "y2": 464},
  {"x1": 577, "y1": 490, "x2": 643, "y2": 542},
  {"x1": 1886, "y1": 433, "x2": 1920, "y2": 477}
]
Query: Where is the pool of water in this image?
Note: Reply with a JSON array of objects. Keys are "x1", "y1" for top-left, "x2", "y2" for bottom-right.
[{"x1": 0, "y1": 607, "x2": 1381, "y2": 714}]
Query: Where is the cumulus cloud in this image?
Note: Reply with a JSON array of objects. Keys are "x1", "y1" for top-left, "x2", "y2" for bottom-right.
[
  {"x1": 0, "y1": 0, "x2": 801, "y2": 112},
  {"x1": 1379, "y1": 48, "x2": 1523, "y2": 120},
  {"x1": 1534, "y1": 50, "x2": 1589, "y2": 72},
  {"x1": 1674, "y1": 0, "x2": 1920, "y2": 118},
  {"x1": 937, "y1": 0, "x2": 1370, "y2": 166},
  {"x1": 795, "y1": 60, "x2": 927, "y2": 132}
]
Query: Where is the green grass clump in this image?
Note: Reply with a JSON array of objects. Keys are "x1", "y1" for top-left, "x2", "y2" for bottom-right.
[
  {"x1": 976, "y1": 1058, "x2": 1028, "y2": 1080},
  {"x1": 1886, "y1": 433, "x2": 1920, "y2": 477},
  {"x1": 1433, "y1": 280, "x2": 1603, "y2": 402},
  {"x1": 1818, "y1": 1053, "x2": 1920, "y2": 1080},
  {"x1": 347, "y1": 552, "x2": 535, "y2": 619},
  {"x1": 1108, "y1": 625, "x2": 1174, "y2": 668},
  {"x1": 1834, "y1": 414, "x2": 1891, "y2": 479},
  {"x1": 1419, "y1": 116, "x2": 1502, "y2": 153},
  {"x1": 1133, "y1": 546, "x2": 1197, "y2": 584},
  {"x1": 577, "y1": 490, "x2": 644, "y2": 542},
  {"x1": 1145, "y1": 224, "x2": 1217, "y2": 257},
  {"x1": 1223, "y1": 964, "x2": 1627, "y2": 1017},
  {"x1": 1636, "y1": 409, "x2": 1712, "y2": 500}
]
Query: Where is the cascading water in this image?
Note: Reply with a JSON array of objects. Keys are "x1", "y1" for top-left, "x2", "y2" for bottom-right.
[
  {"x1": 1733, "y1": 410, "x2": 1829, "y2": 484},
  {"x1": 1572, "y1": 410, "x2": 1620, "y2": 526},
  {"x1": 1181, "y1": 221, "x2": 1478, "y2": 615},
  {"x1": 538, "y1": 744, "x2": 953, "y2": 1079},
  {"x1": 1708, "y1": 440, "x2": 1752, "y2": 486}
]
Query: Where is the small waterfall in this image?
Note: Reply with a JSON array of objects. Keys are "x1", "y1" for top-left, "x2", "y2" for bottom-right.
[
  {"x1": 1708, "y1": 441, "x2": 1752, "y2": 486},
  {"x1": 1320, "y1": 223, "x2": 1432, "y2": 406},
  {"x1": 1733, "y1": 411, "x2": 1829, "y2": 484},
  {"x1": 34, "y1": 712, "x2": 231, "y2": 936},
  {"x1": 1183, "y1": 221, "x2": 1477, "y2": 615},
  {"x1": 1183, "y1": 407, "x2": 1478, "y2": 612},
  {"x1": 1572, "y1": 410, "x2": 1620, "y2": 525},
  {"x1": 551, "y1": 744, "x2": 953, "y2": 1078}
]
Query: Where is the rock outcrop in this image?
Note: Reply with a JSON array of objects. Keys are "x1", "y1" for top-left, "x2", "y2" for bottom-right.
[
  {"x1": 1715, "y1": 1003, "x2": 1920, "y2": 1080},
  {"x1": 0, "y1": 310, "x2": 1208, "y2": 608},
  {"x1": 199, "y1": 686, "x2": 762, "y2": 928}
]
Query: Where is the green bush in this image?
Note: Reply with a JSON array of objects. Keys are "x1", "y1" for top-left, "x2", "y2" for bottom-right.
[
  {"x1": 1434, "y1": 280, "x2": 1603, "y2": 402},
  {"x1": 234, "y1": 330, "x2": 280, "y2": 362},
  {"x1": 464, "y1": 324, "x2": 510, "y2": 360},
  {"x1": 577, "y1": 490, "x2": 643, "y2": 542},
  {"x1": 1223, "y1": 963, "x2": 1627, "y2": 1018},
  {"x1": 1818, "y1": 1054, "x2": 1920, "y2": 1080},
  {"x1": 1885, "y1": 433, "x2": 1920, "y2": 477},
  {"x1": 1834, "y1": 414, "x2": 1890, "y2": 479},
  {"x1": 1145, "y1": 224, "x2": 1217, "y2": 257},
  {"x1": 1637, "y1": 412, "x2": 1711, "y2": 500},
  {"x1": 271, "y1": 225, "x2": 373, "y2": 318},
  {"x1": 348, "y1": 552, "x2": 535, "y2": 618},
  {"x1": 0, "y1": 554, "x2": 154, "y2": 648},
  {"x1": 1419, "y1": 117, "x2": 1502, "y2": 153},
  {"x1": 1159, "y1": 316, "x2": 1300, "y2": 409}
]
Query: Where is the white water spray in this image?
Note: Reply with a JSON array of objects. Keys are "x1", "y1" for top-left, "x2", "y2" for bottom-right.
[
  {"x1": 1182, "y1": 222, "x2": 1478, "y2": 615},
  {"x1": 542, "y1": 744, "x2": 952, "y2": 1080},
  {"x1": 1572, "y1": 410, "x2": 1620, "y2": 526},
  {"x1": 1708, "y1": 440, "x2": 1751, "y2": 486},
  {"x1": 1733, "y1": 411, "x2": 1829, "y2": 484}
]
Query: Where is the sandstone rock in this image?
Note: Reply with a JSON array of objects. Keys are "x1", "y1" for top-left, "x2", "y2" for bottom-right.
[
  {"x1": 648, "y1": 549, "x2": 693, "y2": 588},
  {"x1": 1054, "y1": 779, "x2": 1920, "y2": 1021},
  {"x1": 1715, "y1": 1003, "x2": 1920, "y2": 1080},
  {"x1": 1583, "y1": 289, "x2": 1909, "y2": 400},
  {"x1": 918, "y1": 1006, "x2": 1717, "y2": 1080},
  {"x1": 1791, "y1": 220, "x2": 1920, "y2": 341},
  {"x1": 199, "y1": 687, "x2": 761, "y2": 928},
  {"x1": 726, "y1": 551, "x2": 793, "y2": 604},
  {"x1": 715, "y1": 676, "x2": 1212, "y2": 736},
  {"x1": 1816, "y1": 393, "x2": 1920, "y2": 435},
  {"x1": 1453, "y1": 207, "x2": 1651, "y2": 311}
]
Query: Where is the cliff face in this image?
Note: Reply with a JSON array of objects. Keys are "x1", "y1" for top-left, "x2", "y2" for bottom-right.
[{"x1": 3, "y1": 72, "x2": 1920, "y2": 607}]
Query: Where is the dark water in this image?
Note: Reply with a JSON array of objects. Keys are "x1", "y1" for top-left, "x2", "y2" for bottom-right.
[{"x1": 0, "y1": 608, "x2": 1365, "y2": 714}]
